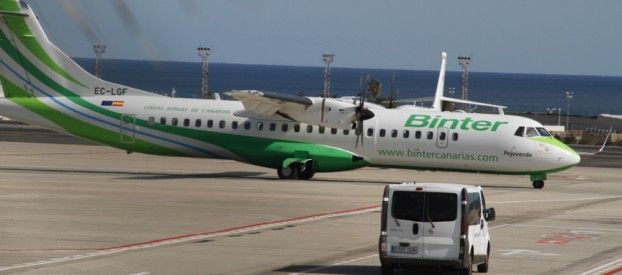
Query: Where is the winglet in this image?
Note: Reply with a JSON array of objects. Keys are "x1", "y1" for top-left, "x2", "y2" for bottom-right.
[{"x1": 432, "y1": 51, "x2": 447, "y2": 111}]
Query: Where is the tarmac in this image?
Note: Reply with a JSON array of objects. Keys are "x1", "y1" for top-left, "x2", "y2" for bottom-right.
[{"x1": 0, "y1": 129, "x2": 621, "y2": 274}]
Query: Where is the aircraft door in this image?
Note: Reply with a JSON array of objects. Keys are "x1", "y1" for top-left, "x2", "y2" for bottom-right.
[
  {"x1": 120, "y1": 114, "x2": 136, "y2": 144},
  {"x1": 436, "y1": 127, "x2": 449, "y2": 148}
]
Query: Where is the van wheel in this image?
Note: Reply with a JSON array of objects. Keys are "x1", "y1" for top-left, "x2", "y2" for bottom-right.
[
  {"x1": 477, "y1": 244, "x2": 490, "y2": 273},
  {"x1": 380, "y1": 264, "x2": 393, "y2": 275},
  {"x1": 460, "y1": 251, "x2": 473, "y2": 275}
]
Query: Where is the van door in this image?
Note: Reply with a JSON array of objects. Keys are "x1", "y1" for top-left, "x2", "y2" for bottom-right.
[
  {"x1": 420, "y1": 191, "x2": 460, "y2": 260},
  {"x1": 467, "y1": 192, "x2": 487, "y2": 258},
  {"x1": 387, "y1": 190, "x2": 425, "y2": 260}
]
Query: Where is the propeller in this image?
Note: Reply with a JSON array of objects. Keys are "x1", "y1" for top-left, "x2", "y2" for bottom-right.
[{"x1": 354, "y1": 75, "x2": 375, "y2": 148}]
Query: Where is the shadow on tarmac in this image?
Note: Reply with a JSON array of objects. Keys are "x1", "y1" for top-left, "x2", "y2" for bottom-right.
[{"x1": 275, "y1": 264, "x2": 462, "y2": 274}]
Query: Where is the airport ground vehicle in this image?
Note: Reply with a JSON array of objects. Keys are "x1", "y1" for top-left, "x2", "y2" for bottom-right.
[{"x1": 378, "y1": 183, "x2": 496, "y2": 275}]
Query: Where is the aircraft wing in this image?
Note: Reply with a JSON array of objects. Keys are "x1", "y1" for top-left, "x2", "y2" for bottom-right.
[{"x1": 227, "y1": 90, "x2": 368, "y2": 129}]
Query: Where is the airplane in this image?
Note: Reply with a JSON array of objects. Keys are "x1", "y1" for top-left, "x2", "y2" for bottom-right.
[{"x1": 0, "y1": 0, "x2": 580, "y2": 189}]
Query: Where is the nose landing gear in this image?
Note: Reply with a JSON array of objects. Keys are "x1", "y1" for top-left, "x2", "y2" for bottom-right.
[{"x1": 530, "y1": 174, "x2": 547, "y2": 189}]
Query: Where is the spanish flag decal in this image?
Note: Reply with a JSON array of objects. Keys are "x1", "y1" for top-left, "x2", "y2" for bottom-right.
[{"x1": 101, "y1": 100, "x2": 125, "y2": 107}]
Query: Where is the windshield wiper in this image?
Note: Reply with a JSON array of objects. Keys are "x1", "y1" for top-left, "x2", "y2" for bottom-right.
[
  {"x1": 427, "y1": 216, "x2": 435, "y2": 231},
  {"x1": 394, "y1": 216, "x2": 400, "y2": 227}
]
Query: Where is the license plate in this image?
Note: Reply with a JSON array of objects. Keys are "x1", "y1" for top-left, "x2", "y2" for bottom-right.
[{"x1": 391, "y1": 245, "x2": 418, "y2": 254}]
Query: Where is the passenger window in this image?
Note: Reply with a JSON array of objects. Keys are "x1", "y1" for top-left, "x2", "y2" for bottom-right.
[
  {"x1": 269, "y1": 123, "x2": 276, "y2": 131},
  {"x1": 172, "y1": 118, "x2": 179, "y2": 126},
  {"x1": 257, "y1": 122, "x2": 264, "y2": 131},
  {"x1": 526, "y1": 127, "x2": 539, "y2": 137},
  {"x1": 343, "y1": 129, "x2": 349, "y2": 135},
  {"x1": 195, "y1": 119, "x2": 202, "y2": 127},
  {"x1": 379, "y1": 129, "x2": 386, "y2": 137},
  {"x1": 415, "y1": 131, "x2": 421, "y2": 139},
  {"x1": 244, "y1": 121, "x2": 251, "y2": 130},
  {"x1": 183, "y1": 118, "x2": 190, "y2": 127},
  {"x1": 440, "y1": 132, "x2": 446, "y2": 141},
  {"x1": 468, "y1": 193, "x2": 482, "y2": 225},
  {"x1": 367, "y1": 128, "x2": 374, "y2": 137},
  {"x1": 207, "y1": 120, "x2": 213, "y2": 128},
  {"x1": 514, "y1": 126, "x2": 525, "y2": 137},
  {"x1": 403, "y1": 130, "x2": 409, "y2": 138},
  {"x1": 306, "y1": 125, "x2": 313, "y2": 133},
  {"x1": 282, "y1": 123, "x2": 288, "y2": 132},
  {"x1": 219, "y1": 120, "x2": 226, "y2": 129},
  {"x1": 536, "y1": 127, "x2": 552, "y2": 137},
  {"x1": 452, "y1": 133, "x2": 459, "y2": 141},
  {"x1": 232, "y1": 121, "x2": 238, "y2": 129},
  {"x1": 319, "y1": 126, "x2": 326, "y2": 134},
  {"x1": 331, "y1": 128, "x2": 337, "y2": 135},
  {"x1": 160, "y1": 117, "x2": 166, "y2": 125},
  {"x1": 427, "y1": 131, "x2": 433, "y2": 140},
  {"x1": 294, "y1": 124, "x2": 301, "y2": 132},
  {"x1": 391, "y1": 129, "x2": 398, "y2": 138},
  {"x1": 148, "y1": 116, "x2": 155, "y2": 125}
]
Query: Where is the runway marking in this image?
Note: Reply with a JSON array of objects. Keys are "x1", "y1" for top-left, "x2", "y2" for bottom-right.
[
  {"x1": 128, "y1": 272, "x2": 150, "y2": 275},
  {"x1": 498, "y1": 249, "x2": 559, "y2": 257},
  {"x1": 510, "y1": 224, "x2": 622, "y2": 232},
  {"x1": 0, "y1": 205, "x2": 380, "y2": 273},
  {"x1": 578, "y1": 258, "x2": 622, "y2": 275},
  {"x1": 490, "y1": 195, "x2": 622, "y2": 204}
]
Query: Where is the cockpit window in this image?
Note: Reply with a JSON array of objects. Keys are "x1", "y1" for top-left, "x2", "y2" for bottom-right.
[
  {"x1": 536, "y1": 127, "x2": 551, "y2": 137},
  {"x1": 514, "y1": 126, "x2": 525, "y2": 137},
  {"x1": 526, "y1": 127, "x2": 539, "y2": 138}
]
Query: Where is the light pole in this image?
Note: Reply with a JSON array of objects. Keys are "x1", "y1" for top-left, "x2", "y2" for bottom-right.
[
  {"x1": 565, "y1": 91, "x2": 574, "y2": 130},
  {"x1": 546, "y1": 107, "x2": 562, "y2": 126}
]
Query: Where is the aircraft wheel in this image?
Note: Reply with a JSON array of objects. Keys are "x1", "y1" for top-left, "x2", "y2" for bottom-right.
[
  {"x1": 297, "y1": 161, "x2": 315, "y2": 180},
  {"x1": 277, "y1": 165, "x2": 298, "y2": 179},
  {"x1": 532, "y1": 180, "x2": 545, "y2": 189}
]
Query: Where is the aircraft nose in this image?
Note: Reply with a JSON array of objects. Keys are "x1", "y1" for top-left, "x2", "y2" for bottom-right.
[{"x1": 567, "y1": 150, "x2": 581, "y2": 166}]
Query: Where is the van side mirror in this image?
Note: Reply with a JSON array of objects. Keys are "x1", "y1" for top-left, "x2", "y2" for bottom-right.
[{"x1": 485, "y1": 208, "x2": 496, "y2": 221}]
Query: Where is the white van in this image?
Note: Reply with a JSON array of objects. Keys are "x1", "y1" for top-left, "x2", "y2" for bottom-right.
[{"x1": 378, "y1": 183, "x2": 496, "y2": 275}]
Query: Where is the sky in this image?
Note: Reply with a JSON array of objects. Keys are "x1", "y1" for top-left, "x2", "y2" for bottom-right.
[{"x1": 27, "y1": 0, "x2": 622, "y2": 76}]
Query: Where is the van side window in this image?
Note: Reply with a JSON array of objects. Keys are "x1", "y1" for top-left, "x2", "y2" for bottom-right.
[
  {"x1": 183, "y1": 118, "x2": 190, "y2": 127},
  {"x1": 148, "y1": 116, "x2": 155, "y2": 125},
  {"x1": 468, "y1": 193, "x2": 482, "y2": 225},
  {"x1": 526, "y1": 127, "x2": 539, "y2": 137},
  {"x1": 207, "y1": 120, "x2": 213, "y2": 128},
  {"x1": 160, "y1": 117, "x2": 167, "y2": 125},
  {"x1": 195, "y1": 119, "x2": 202, "y2": 127},
  {"x1": 367, "y1": 128, "x2": 374, "y2": 137},
  {"x1": 514, "y1": 126, "x2": 525, "y2": 137}
]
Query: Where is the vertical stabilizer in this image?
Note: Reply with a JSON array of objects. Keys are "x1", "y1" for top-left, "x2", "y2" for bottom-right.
[
  {"x1": 0, "y1": 0, "x2": 160, "y2": 98},
  {"x1": 432, "y1": 51, "x2": 447, "y2": 111}
]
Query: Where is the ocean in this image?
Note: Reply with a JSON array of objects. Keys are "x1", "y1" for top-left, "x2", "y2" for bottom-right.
[{"x1": 75, "y1": 58, "x2": 621, "y2": 116}]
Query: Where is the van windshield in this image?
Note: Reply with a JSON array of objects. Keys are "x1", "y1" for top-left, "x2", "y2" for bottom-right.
[{"x1": 392, "y1": 191, "x2": 457, "y2": 222}]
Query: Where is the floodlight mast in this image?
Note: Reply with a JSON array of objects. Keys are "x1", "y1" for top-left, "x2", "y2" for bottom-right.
[
  {"x1": 198, "y1": 47, "x2": 211, "y2": 99},
  {"x1": 322, "y1": 53, "x2": 334, "y2": 98},
  {"x1": 93, "y1": 45, "x2": 106, "y2": 78},
  {"x1": 458, "y1": 55, "x2": 471, "y2": 111}
]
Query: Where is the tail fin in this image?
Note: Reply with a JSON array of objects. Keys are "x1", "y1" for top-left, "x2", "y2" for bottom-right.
[
  {"x1": 0, "y1": 0, "x2": 160, "y2": 98},
  {"x1": 431, "y1": 51, "x2": 447, "y2": 111}
]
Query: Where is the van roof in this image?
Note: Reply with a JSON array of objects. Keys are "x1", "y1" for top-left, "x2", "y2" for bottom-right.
[{"x1": 389, "y1": 182, "x2": 482, "y2": 192}]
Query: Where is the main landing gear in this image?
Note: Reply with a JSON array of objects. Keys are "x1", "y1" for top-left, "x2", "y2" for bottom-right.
[
  {"x1": 531, "y1": 174, "x2": 547, "y2": 189},
  {"x1": 277, "y1": 161, "x2": 315, "y2": 180}
]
